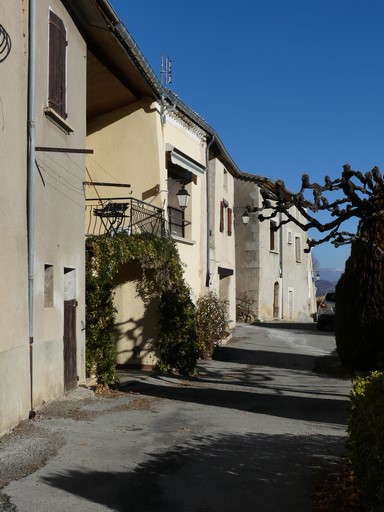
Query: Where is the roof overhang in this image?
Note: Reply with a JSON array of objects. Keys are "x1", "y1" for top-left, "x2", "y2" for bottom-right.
[{"x1": 61, "y1": 0, "x2": 161, "y2": 120}]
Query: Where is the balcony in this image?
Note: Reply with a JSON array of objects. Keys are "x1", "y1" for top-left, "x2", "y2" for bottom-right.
[{"x1": 86, "y1": 197, "x2": 166, "y2": 237}]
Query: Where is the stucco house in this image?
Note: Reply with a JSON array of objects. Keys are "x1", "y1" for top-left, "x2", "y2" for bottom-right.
[
  {"x1": 63, "y1": 0, "x2": 240, "y2": 368},
  {"x1": 235, "y1": 174, "x2": 317, "y2": 322},
  {"x1": 1, "y1": 0, "x2": 87, "y2": 435}
]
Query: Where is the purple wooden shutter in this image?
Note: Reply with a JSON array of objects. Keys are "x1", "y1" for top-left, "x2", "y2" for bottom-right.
[
  {"x1": 227, "y1": 208, "x2": 233, "y2": 236},
  {"x1": 220, "y1": 201, "x2": 224, "y2": 232},
  {"x1": 49, "y1": 11, "x2": 67, "y2": 119}
]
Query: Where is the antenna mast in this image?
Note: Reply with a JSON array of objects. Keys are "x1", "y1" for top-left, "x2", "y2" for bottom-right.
[{"x1": 160, "y1": 53, "x2": 172, "y2": 87}]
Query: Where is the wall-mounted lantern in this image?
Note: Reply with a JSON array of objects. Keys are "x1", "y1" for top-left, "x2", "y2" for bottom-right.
[
  {"x1": 176, "y1": 184, "x2": 190, "y2": 210},
  {"x1": 241, "y1": 210, "x2": 250, "y2": 226}
]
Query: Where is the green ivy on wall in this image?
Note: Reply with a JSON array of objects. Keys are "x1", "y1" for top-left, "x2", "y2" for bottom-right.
[{"x1": 85, "y1": 233, "x2": 197, "y2": 384}]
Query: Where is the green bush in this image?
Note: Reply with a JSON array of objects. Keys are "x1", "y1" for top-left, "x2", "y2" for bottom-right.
[
  {"x1": 348, "y1": 371, "x2": 384, "y2": 511},
  {"x1": 157, "y1": 287, "x2": 197, "y2": 375},
  {"x1": 195, "y1": 292, "x2": 229, "y2": 358}
]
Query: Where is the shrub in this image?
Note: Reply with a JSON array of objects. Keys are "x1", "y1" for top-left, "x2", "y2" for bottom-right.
[
  {"x1": 157, "y1": 287, "x2": 197, "y2": 375},
  {"x1": 195, "y1": 292, "x2": 229, "y2": 358},
  {"x1": 348, "y1": 371, "x2": 384, "y2": 511}
]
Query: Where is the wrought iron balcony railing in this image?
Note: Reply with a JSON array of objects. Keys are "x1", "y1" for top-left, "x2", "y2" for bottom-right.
[{"x1": 86, "y1": 197, "x2": 167, "y2": 238}]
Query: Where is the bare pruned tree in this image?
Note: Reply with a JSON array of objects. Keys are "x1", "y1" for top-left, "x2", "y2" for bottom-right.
[
  {"x1": 250, "y1": 164, "x2": 384, "y2": 258},
  {"x1": 248, "y1": 164, "x2": 384, "y2": 371}
]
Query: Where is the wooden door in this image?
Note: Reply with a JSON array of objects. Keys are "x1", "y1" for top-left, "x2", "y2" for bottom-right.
[{"x1": 64, "y1": 299, "x2": 77, "y2": 392}]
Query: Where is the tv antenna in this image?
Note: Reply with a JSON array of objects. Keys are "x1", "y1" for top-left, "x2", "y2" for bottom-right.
[{"x1": 160, "y1": 54, "x2": 172, "y2": 87}]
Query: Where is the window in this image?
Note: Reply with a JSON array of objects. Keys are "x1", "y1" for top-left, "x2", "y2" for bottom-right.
[
  {"x1": 168, "y1": 206, "x2": 185, "y2": 237},
  {"x1": 270, "y1": 221, "x2": 277, "y2": 251},
  {"x1": 48, "y1": 10, "x2": 67, "y2": 119},
  {"x1": 44, "y1": 264, "x2": 54, "y2": 307},
  {"x1": 167, "y1": 167, "x2": 191, "y2": 239},
  {"x1": 287, "y1": 230, "x2": 292, "y2": 244},
  {"x1": 295, "y1": 235, "x2": 302, "y2": 262}
]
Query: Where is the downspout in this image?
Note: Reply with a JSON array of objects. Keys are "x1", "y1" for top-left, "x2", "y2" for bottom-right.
[
  {"x1": 279, "y1": 211, "x2": 283, "y2": 319},
  {"x1": 205, "y1": 136, "x2": 215, "y2": 287},
  {"x1": 27, "y1": 0, "x2": 36, "y2": 417}
]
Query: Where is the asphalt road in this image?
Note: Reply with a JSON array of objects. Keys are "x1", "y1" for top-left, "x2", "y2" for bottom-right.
[{"x1": 0, "y1": 322, "x2": 351, "y2": 512}]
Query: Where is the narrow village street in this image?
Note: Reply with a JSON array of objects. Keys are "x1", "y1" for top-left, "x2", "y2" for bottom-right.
[{"x1": 0, "y1": 322, "x2": 351, "y2": 512}]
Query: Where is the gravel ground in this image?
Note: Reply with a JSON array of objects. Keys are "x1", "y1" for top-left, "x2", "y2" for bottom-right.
[
  {"x1": 0, "y1": 383, "x2": 159, "y2": 512},
  {"x1": 0, "y1": 388, "x2": 109, "y2": 512}
]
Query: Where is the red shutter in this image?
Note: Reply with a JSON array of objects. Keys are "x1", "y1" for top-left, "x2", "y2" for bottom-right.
[
  {"x1": 227, "y1": 208, "x2": 233, "y2": 236},
  {"x1": 49, "y1": 11, "x2": 67, "y2": 119},
  {"x1": 219, "y1": 201, "x2": 224, "y2": 232}
]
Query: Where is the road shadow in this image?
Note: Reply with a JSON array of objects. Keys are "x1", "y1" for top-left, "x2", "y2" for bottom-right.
[
  {"x1": 250, "y1": 321, "x2": 335, "y2": 337},
  {"x1": 255, "y1": 322, "x2": 317, "y2": 331},
  {"x1": 119, "y1": 378, "x2": 349, "y2": 426},
  {"x1": 41, "y1": 432, "x2": 346, "y2": 512},
  {"x1": 213, "y1": 346, "x2": 317, "y2": 371}
]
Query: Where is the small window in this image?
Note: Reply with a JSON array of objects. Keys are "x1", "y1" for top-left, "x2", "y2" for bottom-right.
[
  {"x1": 44, "y1": 264, "x2": 54, "y2": 307},
  {"x1": 48, "y1": 10, "x2": 67, "y2": 119},
  {"x1": 223, "y1": 168, "x2": 228, "y2": 190},
  {"x1": 287, "y1": 230, "x2": 292, "y2": 244},
  {"x1": 295, "y1": 235, "x2": 302, "y2": 262},
  {"x1": 270, "y1": 221, "x2": 277, "y2": 251}
]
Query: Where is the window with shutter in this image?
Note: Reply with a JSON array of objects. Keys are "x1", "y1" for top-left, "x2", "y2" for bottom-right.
[{"x1": 48, "y1": 11, "x2": 67, "y2": 119}]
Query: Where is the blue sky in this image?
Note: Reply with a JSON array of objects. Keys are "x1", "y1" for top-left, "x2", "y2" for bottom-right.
[{"x1": 111, "y1": 0, "x2": 384, "y2": 270}]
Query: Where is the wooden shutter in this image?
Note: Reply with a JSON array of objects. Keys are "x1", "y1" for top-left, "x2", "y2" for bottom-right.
[
  {"x1": 227, "y1": 208, "x2": 233, "y2": 236},
  {"x1": 219, "y1": 201, "x2": 224, "y2": 232},
  {"x1": 49, "y1": 11, "x2": 67, "y2": 119}
]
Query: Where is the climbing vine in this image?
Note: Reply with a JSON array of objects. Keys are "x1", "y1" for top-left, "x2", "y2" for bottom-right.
[{"x1": 86, "y1": 233, "x2": 197, "y2": 384}]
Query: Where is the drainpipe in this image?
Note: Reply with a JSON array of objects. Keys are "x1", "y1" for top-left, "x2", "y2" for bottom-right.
[
  {"x1": 279, "y1": 211, "x2": 283, "y2": 319},
  {"x1": 27, "y1": 0, "x2": 36, "y2": 417},
  {"x1": 205, "y1": 136, "x2": 215, "y2": 287}
]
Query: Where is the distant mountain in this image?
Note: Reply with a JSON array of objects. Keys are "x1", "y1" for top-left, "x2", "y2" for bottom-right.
[
  {"x1": 315, "y1": 268, "x2": 343, "y2": 297},
  {"x1": 317, "y1": 268, "x2": 343, "y2": 283}
]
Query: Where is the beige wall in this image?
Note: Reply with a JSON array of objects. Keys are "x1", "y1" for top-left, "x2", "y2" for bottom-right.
[
  {"x1": 87, "y1": 100, "x2": 164, "y2": 206},
  {"x1": 234, "y1": 181, "x2": 261, "y2": 320},
  {"x1": 209, "y1": 159, "x2": 237, "y2": 326},
  {"x1": 114, "y1": 263, "x2": 159, "y2": 367},
  {"x1": 0, "y1": 2, "x2": 30, "y2": 435},
  {"x1": 163, "y1": 114, "x2": 208, "y2": 300},
  {"x1": 30, "y1": 0, "x2": 87, "y2": 406}
]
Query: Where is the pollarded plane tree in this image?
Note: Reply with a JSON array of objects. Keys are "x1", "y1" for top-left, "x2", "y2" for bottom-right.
[{"x1": 251, "y1": 164, "x2": 384, "y2": 371}]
